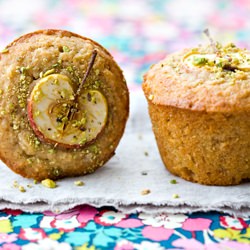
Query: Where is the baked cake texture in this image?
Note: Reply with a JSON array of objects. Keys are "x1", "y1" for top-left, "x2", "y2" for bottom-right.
[
  {"x1": 0, "y1": 29, "x2": 129, "y2": 180},
  {"x1": 143, "y1": 43, "x2": 250, "y2": 185}
]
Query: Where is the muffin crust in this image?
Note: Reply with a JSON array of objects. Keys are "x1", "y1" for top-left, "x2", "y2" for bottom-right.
[
  {"x1": 143, "y1": 43, "x2": 250, "y2": 185},
  {"x1": 0, "y1": 29, "x2": 129, "y2": 180}
]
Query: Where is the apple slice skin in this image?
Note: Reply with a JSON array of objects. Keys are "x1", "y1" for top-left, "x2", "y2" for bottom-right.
[{"x1": 27, "y1": 74, "x2": 108, "y2": 149}]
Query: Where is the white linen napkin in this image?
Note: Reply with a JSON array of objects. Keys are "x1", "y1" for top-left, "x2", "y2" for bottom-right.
[{"x1": 0, "y1": 91, "x2": 249, "y2": 216}]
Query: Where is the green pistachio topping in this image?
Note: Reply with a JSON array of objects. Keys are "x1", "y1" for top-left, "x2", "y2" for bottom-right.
[
  {"x1": 41, "y1": 179, "x2": 57, "y2": 188},
  {"x1": 193, "y1": 57, "x2": 208, "y2": 66},
  {"x1": 62, "y1": 46, "x2": 70, "y2": 52}
]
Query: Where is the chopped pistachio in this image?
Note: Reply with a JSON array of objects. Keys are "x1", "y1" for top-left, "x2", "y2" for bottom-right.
[
  {"x1": 94, "y1": 80, "x2": 101, "y2": 88},
  {"x1": 69, "y1": 95, "x2": 75, "y2": 100},
  {"x1": 20, "y1": 75, "x2": 26, "y2": 81},
  {"x1": 13, "y1": 124, "x2": 19, "y2": 130},
  {"x1": 192, "y1": 57, "x2": 208, "y2": 66},
  {"x1": 74, "y1": 180, "x2": 85, "y2": 186},
  {"x1": 19, "y1": 186, "x2": 26, "y2": 192},
  {"x1": 27, "y1": 184, "x2": 32, "y2": 188},
  {"x1": 66, "y1": 66, "x2": 73, "y2": 73},
  {"x1": 26, "y1": 158, "x2": 32, "y2": 164},
  {"x1": 41, "y1": 179, "x2": 57, "y2": 188},
  {"x1": 170, "y1": 179, "x2": 177, "y2": 184},
  {"x1": 95, "y1": 69, "x2": 100, "y2": 75},
  {"x1": 33, "y1": 180, "x2": 38, "y2": 184},
  {"x1": 172, "y1": 194, "x2": 180, "y2": 199},
  {"x1": 48, "y1": 149, "x2": 55, "y2": 154},
  {"x1": 13, "y1": 181, "x2": 19, "y2": 188},
  {"x1": 20, "y1": 66, "x2": 29, "y2": 74},
  {"x1": 89, "y1": 145, "x2": 99, "y2": 154},
  {"x1": 62, "y1": 46, "x2": 70, "y2": 52},
  {"x1": 34, "y1": 110, "x2": 41, "y2": 117},
  {"x1": 144, "y1": 151, "x2": 149, "y2": 156},
  {"x1": 34, "y1": 138, "x2": 41, "y2": 146}
]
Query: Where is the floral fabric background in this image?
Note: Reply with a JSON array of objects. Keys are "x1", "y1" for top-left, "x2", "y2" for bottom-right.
[
  {"x1": 0, "y1": 0, "x2": 250, "y2": 249},
  {"x1": 0, "y1": 206, "x2": 249, "y2": 249}
]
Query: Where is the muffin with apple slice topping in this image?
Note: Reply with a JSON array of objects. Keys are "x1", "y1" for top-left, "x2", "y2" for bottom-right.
[
  {"x1": 143, "y1": 42, "x2": 250, "y2": 186},
  {"x1": 0, "y1": 29, "x2": 129, "y2": 180}
]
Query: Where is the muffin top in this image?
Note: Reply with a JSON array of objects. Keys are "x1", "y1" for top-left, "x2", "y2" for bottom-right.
[
  {"x1": 0, "y1": 29, "x2": 129, "y2": 180},
  {"x1": 143, "y1": 43, "x2": 250, "y2": 112}
]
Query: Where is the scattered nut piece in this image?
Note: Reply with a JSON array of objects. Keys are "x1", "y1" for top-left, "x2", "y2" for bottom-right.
[
  {"x1": 170, "y1": 179, "x2": 177, "y2": 184},
  {"x1": 141, "y1": 171, "x2": 148, "y2": 176},
  {"x1": 27, "y1": 184, "x2": 33, "y2": 188},
  {"x1": 172, "y1": 194, "x2": 180, "y2": 199},
  {"x1": 144, "y1": 151, "x2": 149, "y2": 156},
  {"x1": 41, "y1": 179, "x2": 57, "y2": 188},
  {"x1": 33, "y1": 180, "x2": 38, "y2": 184},
  {"x1": 141, "y1": 189, "x2": 151, "y2": 195},
  {"x1": 19, "y1": 186, "x2": 26, "y2": 192},
  {"x1": 13, "y1": 181, "x2": 19, "y2": 188},
  {"x1": 74, "y1": 180, "x2": 85, "y2": 186},
  {"x1": 62, "y1": 46, "x2": 70, "y2": 52}
]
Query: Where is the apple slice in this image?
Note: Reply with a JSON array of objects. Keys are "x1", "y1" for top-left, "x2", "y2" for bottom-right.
[
  {"x1": 183, "y1": 52, "x2": 250, "y2": 71},
  {"x1": 27, "y1": 74, "x2": 108, "y2": 148}
]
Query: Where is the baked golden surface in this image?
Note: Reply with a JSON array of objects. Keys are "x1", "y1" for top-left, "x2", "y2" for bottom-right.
[
  {"x1": 0, "y1": 29, "x2": 129, "y2": 180},
  {"x1": 143, "y1": 43, "x2": 250, "y2": 185}
]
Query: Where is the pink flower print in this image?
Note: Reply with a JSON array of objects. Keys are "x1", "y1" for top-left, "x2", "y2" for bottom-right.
[
  {"x1": 172, "y1": 238, "x2": 250, "y2": 250},
  {"x1": 172, "y1": 238, "x2": 204, "y2": 250},
  {"x1": 76, "y1": 205, "x2": 98, "y2": 224},
  {"x1": 116, "y1": 218, "x2": 143, "y2": 228},
  {"x1": 142, "y1": 226, "x2": 174, "y2": 241},
  {"x1": 182, "y1": 218, "x2": 212, "y2": 231},
  {"x1": 0, "y1": 233, "x2": 18, "y2": 244},
  {"x1": 42, "y1": 205, "x2": 97, "y2": 230},
  {"x1": 114, "y1": 240, "x2": 135, "y2": 250},
  {"x1": 219, "y1": 240, "x2": 250, "y2": 250},
  {"x1": 19, "y1": 228, "x2": 46, "y2": 242},
  {"x1": 44, "y1": 207, "x2": 78, "y2": 219},
  {"x1": 95, "y1": 210, "x2": 127, "y2": 226},
  {"x1": 0, "y1": 243, "x2": 21, "y2": 250},
  {"x1": 220, "y1": 216, "x2": 248, "y2": 230},
  {"x1": 138, "y1": 213, "x2": 187, "y2": 229},
  {"x1": 44, "y1": 205, "x2": 97, "y2": 222}
]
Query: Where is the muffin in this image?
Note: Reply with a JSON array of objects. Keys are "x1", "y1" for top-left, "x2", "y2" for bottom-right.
[
  {"x1": 0, "y1": 29, "x2": 129, "y2": 180},
  {"x1": 143, "y1": 43, "x2": 250, "y2": 186}
]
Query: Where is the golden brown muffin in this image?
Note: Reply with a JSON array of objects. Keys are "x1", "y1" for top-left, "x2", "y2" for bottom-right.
[
  {"x1": 0, "y1": 29, "x2": 129, "y2": 180},
  {"x1": 143, "y1": 43, "x2": 250, "y2": 186}
]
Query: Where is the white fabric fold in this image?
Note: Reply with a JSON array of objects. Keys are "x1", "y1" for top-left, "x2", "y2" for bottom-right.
[{"x1": 0, "y1": 91, "x2": 249, "y2": 216}]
